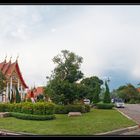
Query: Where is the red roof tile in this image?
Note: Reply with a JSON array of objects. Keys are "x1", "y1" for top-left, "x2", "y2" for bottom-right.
[
  {"x1": 0, "y1": 61, "x2": 6, "y2": 70},
  {"x1": 2, "y1": 61, "x2": 11, "y2": 74},
  {"x1": 137, "y1": 88, "x2": 140, "y2": 93}
]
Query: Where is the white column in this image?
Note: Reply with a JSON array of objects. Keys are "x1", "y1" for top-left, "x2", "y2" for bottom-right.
[
  {"x1": 10, "y1": 77, "x2": 12, "y2": 100},
  {"x1": 6, "y1": 83, "x2": 9, "y2": 102},
  {"x1": 18, "y1": 79, "x2": 20, "y2": 91},
  {"x1": 3, "y1": 91, "x2": 6, "y2": 102}
]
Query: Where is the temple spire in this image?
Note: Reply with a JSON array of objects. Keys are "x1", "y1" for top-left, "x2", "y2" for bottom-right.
[
  {"x1": 10, "y1": 56, "x2": 12, "y2": 62},
  {"x1": 4, "y1": 55, "x2": 7, "y2": 62},
  {"x1": 16, "y1": 55, "x2": 19, "y2": 63}
]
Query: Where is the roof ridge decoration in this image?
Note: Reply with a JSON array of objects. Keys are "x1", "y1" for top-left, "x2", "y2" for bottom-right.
[
  {"x1": 4, "y1": 55, "x2": 7, "y2": 62},
  {"x1": 3, "y1": 58, "x2": 12, "y2": 75}
]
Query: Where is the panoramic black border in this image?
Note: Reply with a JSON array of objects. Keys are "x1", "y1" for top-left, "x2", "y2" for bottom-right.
[{"x1": 0, "y1": 2, "x2": 140, "y2": 139}]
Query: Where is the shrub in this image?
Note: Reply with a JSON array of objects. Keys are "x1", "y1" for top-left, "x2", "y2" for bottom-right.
[
  {"x1": 33, "y1": 102, "x2": 45, "y2": 115},
  {"x1": 128, "y1": 99, "x2": 136, "y2": 104},
  {"x1": 9, "y1": 112, "x2": 55, "y2": 120},
  {"x1": 96, "y1": 103, "x2": 114, "y2": 109},
  {"x1": 0, "y1": 102, "x2": 55, "y2": 115},
  {"x1": 85, "y1": 104, "x2": 90, "y2": 112},
  {"x1": 21, "y1": 102, "x2": 34, "y2": 114},
  {"x1": 54, "y1": 104, "x2": 90, "y2": 114},
  {"x1": 0, "y1": 103, "x2": 8, "y2": 112},
  {"x1": 54, "y1": 105, "x2": 67, "y2": 114},
  {"x1": 44, "y1": 102, "x2": 55, "y2": 115},
  {"x1": 135, "y1": 100, "x2": 140, "y2": 104},
  {"x1": 26, "y1": 98, "x2": 32, "y2": 102}
]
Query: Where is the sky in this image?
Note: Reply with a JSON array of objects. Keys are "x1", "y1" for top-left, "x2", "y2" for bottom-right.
[{"x1": 0, "y1": 5, "x2": 140, "y2": 90}]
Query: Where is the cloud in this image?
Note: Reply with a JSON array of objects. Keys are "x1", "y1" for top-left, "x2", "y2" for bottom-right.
[{"x1": 0, "y1": 6, "x2": 140, "y2": 90}]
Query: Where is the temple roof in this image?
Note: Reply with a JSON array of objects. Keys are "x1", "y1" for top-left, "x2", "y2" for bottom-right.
[
  {"x1": 0, "y1": 59, "x2": 28, "y2": 88},
  {"x1": 27, "y1": 87, "x2": 44, "y2": 98}
]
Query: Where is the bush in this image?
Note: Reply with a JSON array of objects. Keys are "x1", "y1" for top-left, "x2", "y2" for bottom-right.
[
  {"x1": 26, "y1": 98, "x2": 32, "y2": 102},
  {"x1": 0, "y1": 103, "x2": 8, "y2": 112},
  {"x1": 16, "y1": 102, "x2": 34, "y2": 114},
  {"x1": 96, "y1": 103, "x2": 114, "y2": 109},
  {"x1": 128, "y1": 99, "x2": 136, "y2": 104},
  {"x1": 9, "y1": 112, "x2": 55, "y2": 120},
  {"x1": 0, "y1": 102, "x2": 55, "y2": 115},
  {"x1": 54, "y1": 104, "x2": 90, "y2": 114},
  {"x1": 54, "y1": 105, "x2": 67, "y2": 114},
  {"x1": 135, "y1": 100, "x2": 140, "y2": 104},
  {"x1": 85, "y1": 104, "x2": 91, "y2": 112}
]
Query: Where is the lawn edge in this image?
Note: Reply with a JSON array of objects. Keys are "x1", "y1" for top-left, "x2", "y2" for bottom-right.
[
  {"x1": 0, "y1": 129, "x2": 37, "y2": 135},
  {"x1": 95, "y1": 125, "x2": 139, "y2": 135},
  {"x1": 114, "y1": 107, "x2": 138, "y2": 124},
  {"x1": 96, "y1": 108, "x2": 139, "y2": 135}
]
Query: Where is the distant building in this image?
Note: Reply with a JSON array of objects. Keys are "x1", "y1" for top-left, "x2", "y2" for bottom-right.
[
  {"x1": 137, "y1": 87, "x2": 140, "y2": 93},
  {"x1": 0, "y1": 57, "x2": 28, "y2": 102},
  {"x1": 27, "y1": 86, "x2": 44, "y2": 99},
  {"x1": 26, "y1": 86, "x2": 51, "y2": 102}
]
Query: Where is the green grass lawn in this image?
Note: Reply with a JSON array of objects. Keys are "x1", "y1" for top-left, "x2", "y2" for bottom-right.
[{"x1": 0, "y1": 109, "x2": 136, "y2": 135}]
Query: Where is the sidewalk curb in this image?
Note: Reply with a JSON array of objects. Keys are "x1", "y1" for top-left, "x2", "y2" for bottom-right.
[
  {"x1": 95, "y1": 125, "x2": 139, "y2": 135},
  {"x1": 0, "y1": 129, "x2": 36, "y2": 135},
  {"x1": 114, "y1": 108, "x2": 139, "y2": 124}
]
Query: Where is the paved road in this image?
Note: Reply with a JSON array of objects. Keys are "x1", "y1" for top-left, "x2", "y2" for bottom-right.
[
  {"x1": 117, "y1": 104, "x2": 140, "y2": 135},
  {"x1": 117, "y1": 104, "x2": 140, "y2": 124}
]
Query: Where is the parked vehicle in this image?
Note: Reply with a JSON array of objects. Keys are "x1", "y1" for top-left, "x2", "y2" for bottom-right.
[
  {"x1": 83, "y1": 99, "x2": 90, "y2": 105},
  {"x1": 114, "y1": 98, "x2": 125, "y2": 108}
]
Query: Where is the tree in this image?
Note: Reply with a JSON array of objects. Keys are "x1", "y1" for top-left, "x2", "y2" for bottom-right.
[
  {"x1": 103, "y1": 81, "x2": 111, "y2": 103},
  {"x1": 116, "y1": 84, "x2": 139, "y2": 102},
  {"x1": 44, "y1": 50, "x2": 86, "y2": 105},
  {"x1": 81, "y1": 76, "x2": 103, "y2": 103},
  {"x1": 52, "y1": 50, "x2": 83, "y2": 83},
  {"x1": 0, "y1": 71, "x2": 6, "y2": 94},
  {"x1": 37, "y1": 94, "x2": 44, "y2": 102},
  {"x1": 110, "y1": 89, "x2": 119, "y2": 99}
]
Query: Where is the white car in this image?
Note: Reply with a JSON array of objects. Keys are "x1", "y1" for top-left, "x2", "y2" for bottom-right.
[
  {"x1": 115, "y1": 99, "x2": 125, "y2": 108},
  {"x1": 83, "y1": 99, "x2": 90, "y2": 105}
]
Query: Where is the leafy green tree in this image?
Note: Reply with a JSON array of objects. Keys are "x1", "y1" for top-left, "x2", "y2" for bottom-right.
[
  {"x1": 103, "y1": 81, "x2": 111, "y2": 103},
  {"x1": 37, "y1": 94, "x2": 44, "y2": 102},
  {"x1": 52, "y1": 50, "x2": 83, "y2": 83},
  {"x1": 44, "y1": 50, "x2": 86, "y2": 105},
  {"x1": 110, "y1": 89, "x2": 119, "y2": 99},
  {"x1": 81, "y1": 76, "x2": 103, "y2": 103},
  {"x1": 116, "y1": 84, "x2": 139, "y2": 102}
]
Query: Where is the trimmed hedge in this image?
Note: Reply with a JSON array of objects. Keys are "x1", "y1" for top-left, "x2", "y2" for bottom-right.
[
  {"x1": 0, "y1": 102, "x2": 55, "y2": 115},
  {"x1": 96, "y1": 103, "x2": 114, "y2": 109},
  {"x1": 9, "y1": 112, "x2": 55, "y2": 120},
  {"x1": 0, "y1": 103, "x2": 90, "y2": 115},
  {"x1": 54, "y1": 104, "x2": 90, "y2": 114}
]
